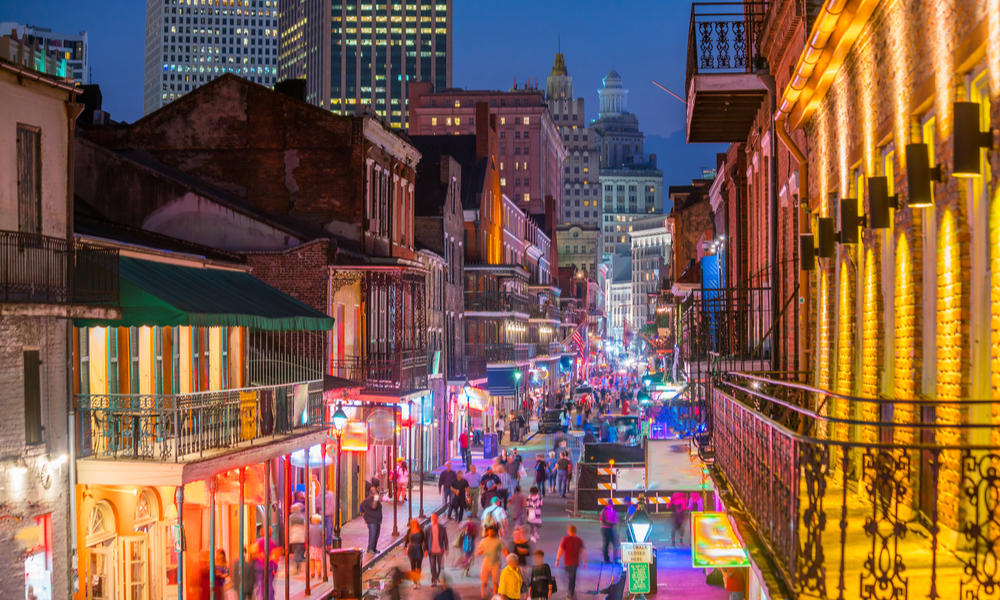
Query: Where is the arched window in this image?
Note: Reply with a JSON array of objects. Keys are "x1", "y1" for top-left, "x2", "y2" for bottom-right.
[
  {"x1": 86, "y1": 501, "x2": 116, "y2": 547},
  {"x1": 134, "y1": 490, "x2": 158, "y2": 532}
]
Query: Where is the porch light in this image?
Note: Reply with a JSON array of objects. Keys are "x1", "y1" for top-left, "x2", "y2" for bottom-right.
[
  {"x1": 332, "y1": 404, "x2": 348, "y2": 433},
  {"x1": 867, "y1": 177, "x2": 898, "y2": 229},
  {"x1": 953, "y1": 102, "x2": 994, "y2": 178},
  {"x1": 515, "y1": 370, "x2": 522, "y2": 381},
  {"x1": 905, "y1": 143, "x2": 941, "y2": 208},
  {"x1": 838, "y1": 197, "x2": 859, "y2": 244},
  {"x1": 816, "y1": 217, "x2": 835, "y2": 258},
  {"x1": 628, "y1": 501, "x2": 653, "y2": 544},
  {"x1": 799, "y1": 233, "x2": 815, "y2": 271}
]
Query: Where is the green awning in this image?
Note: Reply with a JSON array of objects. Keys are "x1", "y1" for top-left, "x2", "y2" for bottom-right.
[{"x1": 75, "y1": 257, "x2": 334, "y2": 331}]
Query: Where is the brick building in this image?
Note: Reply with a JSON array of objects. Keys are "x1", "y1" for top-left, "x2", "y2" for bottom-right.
[
  {"x1": 407, "y1": 80, "x2": 567, "y2": 219},
  {"x1": 74, "y1": 75, "x2": 434, "y2": 525},
  {"x1": 684, "y1": 0, "x2": 1000, "y2": 598}
]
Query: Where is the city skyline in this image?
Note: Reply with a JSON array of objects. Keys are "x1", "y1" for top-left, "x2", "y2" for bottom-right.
[{"x1": 1, "y1": 0, "x2": 723, "y2": 183}]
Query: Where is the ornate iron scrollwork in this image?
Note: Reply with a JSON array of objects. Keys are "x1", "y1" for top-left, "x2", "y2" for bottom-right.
[
  {"x1": 715, "y1": 22, "x2": 731, "y2": 68},
  {"x1": 331, "y1": 270, "x2": 364, "y2": 295},
  {"x1": 698, "y1": 22, "x2": 714, "y2": 69},
  {"x1": 798, "y1": 442, "x2": 829, "y2": 596},
  {"x1": 959, "y1": 450, "x2": 1000, "y2": 600},
  {"x1": 859, "y1": 449, "x2": 909, "y2": 600}
]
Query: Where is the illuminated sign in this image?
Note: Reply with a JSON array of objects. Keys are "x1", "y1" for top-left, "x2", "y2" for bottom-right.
[
  {"x1": 620, "y1": 542, "x2": 653, "y2": 564},
  {"x1": 691, "y1": 512, "x2": 750, "y2": 568},
  {"x1": 341, "y1": 422, "x2": 369, "y2": 452},
  {"x1": 627, "y1": 562, "x2": 651, "y2": 594}
]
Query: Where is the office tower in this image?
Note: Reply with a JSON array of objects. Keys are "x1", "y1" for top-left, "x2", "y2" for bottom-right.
[
  {"x1": 590, "y1": 67, "x2": 645, "y2": 169},
  {"x1": 279, "y1": 0, "x2": 452, "y2": 129},
  {"x1": 0, "y1": 22, "x2": 88, "y2": 83},
  {"x1": 144, "y1": 0, "x2": 281, "y2": 116},
  {"x1": 546, "y1": 52, "x2": 600, "y2": 227}
]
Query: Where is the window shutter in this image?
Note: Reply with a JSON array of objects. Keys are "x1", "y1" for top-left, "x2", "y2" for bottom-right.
[
  {"x1": 16, "y1": 125, "x2": 42, "y2": 234},
  {"x1": 24, "y1": 350, "x2": 42, "y2": 445}
]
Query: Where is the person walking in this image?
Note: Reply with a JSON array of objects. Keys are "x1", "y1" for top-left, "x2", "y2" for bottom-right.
[
  {"x1": 450, "y1": 470, "x2": 471, "y2": 522},
  {"x1": 360, "y1": 487, "x2": 383, "y2": 554},
  {"x1": 439, "y1": 462, "x2": 457, "y2": 518},
  {"x1": 458, "y1": 517, "x2": 480, "y2": 577},
  {"x1": 477, "y1": 525, "x2": 507, "y2": 598},
  {"x1": 396, "y1": 459, "x2": 410, "y2": 502},
  {"x1": 459, "y1": 430, "x2": 471, "y2": 470},
  {"x1": 424, "y1": 513, "x2": 449, "y2": 587},
  {"x1": 525, "y1": 487, "x2": 543, "y2": 543},
  {"x1": 482, "y1": 496, "x2": 508, "y2": 539},
  {"x1": 556, "y1": 452, "x2": 571, "y2": 498},
  {"x1": 308, "y1": 514, "x2": 324, "y2": 579},
  {"x1": 288, "y1": 504, "x2": 307, "y2": 574},
  {"x1": 599, "y1": 504, "x2": 619, "y2": 563},
  {"x1": 497, "y1": 554, "x2": 524, "y2": 600},
  {"x1": 555, "y1": 525, "x2": 586, "y2": 600},
  {"x1": 467, "y1": 464, "x2": 482, "y2": 518},
  {"x1": 545, "y1": 452, "x2": 558, "y2": 495},
  {"x1": 528, "y1": 550, "x2": 555, "y2": 600},
  {"x1": 496, "y1": 416, "x2": 506, "y2": 442},
  {"x1": 508, "y1": 486, "x2": 526, "y2": 529},
  {"x1": 237, "y1": 544, "x2": 257, "y2": 600},
  {"x1": 533, "y1": 454, "x2": 548, "y2": 497},
  {"x1": 404, "y1": 518, "x2": 427, "y2": 589},
  {"x1": 316, "y1": 487, "x2": 336, "y2": 547}
]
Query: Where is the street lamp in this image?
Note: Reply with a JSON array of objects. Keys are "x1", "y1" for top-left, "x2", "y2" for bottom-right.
[
  {"x1": 463, "y1": 379, "x2": 473, "y2": 456},
  {"x1": 331, "y1": 404, "x2": 347, "y2": 549},
  {"x1": 627, "y1": 500, "x2": 653, "y2": 544},
  {"x1": 514, "y1": 370, "x2": 523, "y2": 438}
]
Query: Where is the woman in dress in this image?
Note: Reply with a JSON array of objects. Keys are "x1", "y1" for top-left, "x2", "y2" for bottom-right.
[
  {"x1": 396, "y1": 459, "x2": 410, "y2": 502},
  {"x1": 403, "y1": 518, "x2": 427, "y2": 588}
]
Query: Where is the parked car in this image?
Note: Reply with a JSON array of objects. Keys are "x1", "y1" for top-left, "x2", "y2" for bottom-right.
[{"x1": 539, "y1": 409, "x2": 564, "y2": 433}]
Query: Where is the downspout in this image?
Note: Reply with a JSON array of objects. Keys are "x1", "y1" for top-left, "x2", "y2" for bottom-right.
[{"x1": 757, "y1": 72, "x2": 780, "y2": 372}]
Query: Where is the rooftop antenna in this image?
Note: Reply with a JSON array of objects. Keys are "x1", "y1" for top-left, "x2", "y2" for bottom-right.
[
  {"x1": 652, "y1": 80, "x2": 687, "y2": 106},
  {"x1": 558, "y1": 33, "x2": 561, "y2": 53}
]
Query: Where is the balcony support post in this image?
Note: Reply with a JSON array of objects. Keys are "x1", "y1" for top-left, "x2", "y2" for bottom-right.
[
  {"x1": 392, "y1": 406, "x2": 399, "y2": 537},
  {"x1": 238, "y1": 467, "x2": 246, "y2": 600},
  {"x1": 209, "y1": 475, "x2": 217, "y2": 600},
  {"x1": 419, "y1": 393, "x2": 425, "y2": 518},
  {"x1": 321, "y1": 444, "x2": 329, "y2": 581},
  {"x1": 284, "y1": 453, "x2": 291, "y2": 600},
  {"x1": 264, "y1": 459, "x2": 271, "y2": 600},
  {"x1": 175, "y1": 485, "x2": 185, "y2": 600}
]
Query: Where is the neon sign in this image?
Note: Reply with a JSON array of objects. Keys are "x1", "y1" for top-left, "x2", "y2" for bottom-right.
[{"x1": 691, "y1": 512, "x2": 750, "y2": 568}]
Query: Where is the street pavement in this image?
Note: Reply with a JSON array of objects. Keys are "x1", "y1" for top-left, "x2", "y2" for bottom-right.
[{"x1": 360, "y1": 418, "x2": 730, "y2": 600}]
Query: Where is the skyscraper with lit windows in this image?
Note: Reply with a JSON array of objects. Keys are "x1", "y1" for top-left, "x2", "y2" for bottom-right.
[
  {"x1": 278, "y1": 0, "x2": 451, "y2": 128},
  {"x1": 144, "y1": 0, "x2": 281, "y2": 116}
]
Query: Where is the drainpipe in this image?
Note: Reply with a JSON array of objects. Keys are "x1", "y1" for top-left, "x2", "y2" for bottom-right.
[
  {"x1": 757, "y1": 72, "x2": 780, "y2": 372},
  {"x1": 774, "y1": 112, "x2": 810, "y2": 381}
]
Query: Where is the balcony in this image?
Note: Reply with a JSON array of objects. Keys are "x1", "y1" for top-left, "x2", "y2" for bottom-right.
[
  {"x1": 465, "y1": 292, "x2": 528, "y2": 315},
  {"x1": 446, "y1": 355, "x2": 488, "y2": 381},
  {"x1": 465, "y1": 343, "x2": 531, "y2": 364},
  {"x1": 528, "y1": 304, "x2": 561, "y2": 321},
  {"x1": 530, "y1": 341, "x2": 561, "y2": 357},
  {"x1": 329, "y1": 351, "x2": 428, "y2": 394},
  {"x1": 76, "y1": 380, "x2": 324, "y2": 462},
  {"x1": 0, "y1": 231, "x2": 119, "y2": 307},
  {"x1": 707, "y1": 373, "x2": 994, "y2": 599},
  {"x1": 685, "y1": 2, "x2": 769, "y2": 143}
]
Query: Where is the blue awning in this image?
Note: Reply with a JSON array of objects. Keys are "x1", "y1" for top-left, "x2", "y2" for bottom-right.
[{"x1": 487, "y1": 367, "x2": 519, "y2": 396}]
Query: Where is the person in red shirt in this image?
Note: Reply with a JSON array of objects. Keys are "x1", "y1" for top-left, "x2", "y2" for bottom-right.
[
  {"x1": 554, "y1": 525, "x2": 587, "y2": 600},
  {"x1": 459, "y1": 431, "x2": 470, "y2": 470},
  {"x1": 722, "y1": 567, "x2": 746, "y2": 600}
]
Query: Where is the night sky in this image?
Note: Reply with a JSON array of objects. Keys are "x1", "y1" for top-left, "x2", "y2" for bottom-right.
[{"x1": 1, "y1": 0, "x2": 724, "y2": 185}]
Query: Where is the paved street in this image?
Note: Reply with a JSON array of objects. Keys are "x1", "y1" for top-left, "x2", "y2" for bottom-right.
[{"x1": 360, "y1": 424, "x2": 730, "y2": 600}]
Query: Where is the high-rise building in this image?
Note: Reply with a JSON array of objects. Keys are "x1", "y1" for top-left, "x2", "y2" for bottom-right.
[
  {"x1": 279, "y1": 0, "x2": 451, "y2": 129},
  {"x1": 599, "y1": 158, "x2": 664, "y2": 257},
  {"x1": 0, "y1": 22, "x2": 88, "y2": 83},
  {"x1": 546, "y1": 52, "x2": 600, "y2": 227},
  {"x1": 629, "y1": 215, "x2": 671, "y2": 329},
  {"x1": 590, "y1": 67, "x2": 644, "y2": 170},
  {"x1": 143, "y1": 0, "x2": 280, "y2": 116},
  {"x1": 407, "y1": 81, "x2": 566, "y2": 218}
]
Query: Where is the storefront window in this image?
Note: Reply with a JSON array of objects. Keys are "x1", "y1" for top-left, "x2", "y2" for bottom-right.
[
  {"x1": 86, "y1": 502, "x2": 116, "y2": 600},
  {"x1": 24, "y1": 514, "x2": 52, "y2": 600}
]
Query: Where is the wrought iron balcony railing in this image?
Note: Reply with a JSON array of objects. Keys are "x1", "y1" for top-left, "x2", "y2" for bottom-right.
[
  {"x1": 465, "y1": 343, "x2": 530, "y2": 364},
  {"x1": 709, "y1": 372, "x2": 1000, "y2": 599},
  {"x1": 528, "y1": 304, "x2": 560, "y2": 320},
  {"x1": 0, "y1": 231, "x2": 119, "y2": 305},
  {"x1": 330, "y1": 350, "x2": 428, "y2": 393},
  {"x1": 464, "y1": 292, "x2": 528, "y2": 315},
  {"x1": 685, "y1": 2, "x2": 767, "y2": 93},
  {"x1": 76, "y1": 379, "x2": 324, "y2": 461},
  {"x1": 446, "y1": 355, "x2": 488, "y2": 381}
]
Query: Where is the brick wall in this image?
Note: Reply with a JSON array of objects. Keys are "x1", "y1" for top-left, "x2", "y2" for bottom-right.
[{"x1": 245, "y1": 239, "x2": 335, "y2": 313}]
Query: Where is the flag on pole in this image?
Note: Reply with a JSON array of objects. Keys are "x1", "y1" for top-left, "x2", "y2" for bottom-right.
[
  {"x1": 572, "y1": 323, "x2": 585, "y2": 355},
  {"x1": 623, "y1": 320, "x2": 636, "y2": 347}
]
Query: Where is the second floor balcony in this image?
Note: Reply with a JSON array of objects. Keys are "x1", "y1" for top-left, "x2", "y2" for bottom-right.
[
  {"x1": 330, "y1": 350, "x2": 428, "y2": 394},
  {"x1": 76, "y1": 379, "x2": 324, "y2": 462},
  {"x1": 447, "y1": 354, "x2": 488, "y2": 381},
  {"x1": 1, "y1": 231, "x2": 119, "y2": 310},
  {"x1": 706, "y1": 372, "x2": 998, "y2": 599},
  {"x1": 465, "y1": 291, "x2": 529, "y2": 315},
  {"x1": 528, "y1": 304, "x2": 561, "y2": 321},
  {"x1": 465, "y1": 343, "x2": 531, "y2": 365},
  {"x1": 685, "y1": 2, "x2": 769, "y2": 143}
]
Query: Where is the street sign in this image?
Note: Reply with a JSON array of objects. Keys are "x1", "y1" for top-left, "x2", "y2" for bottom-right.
[
  {"x1": 620, "y1": 542, "x2": 653, "y2": 564},
  {"x1": 627, "y1": 562, "x2": 651, "y2": 594}
]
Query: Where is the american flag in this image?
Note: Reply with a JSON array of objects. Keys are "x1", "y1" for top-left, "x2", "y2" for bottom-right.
[{"x1": 572, "y1": 323, "x2": 585, "y2": 355}]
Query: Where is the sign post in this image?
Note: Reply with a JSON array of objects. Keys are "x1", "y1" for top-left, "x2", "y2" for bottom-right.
[{"x1": 622, "y1": 542, "x2": 653, "y2": 598}]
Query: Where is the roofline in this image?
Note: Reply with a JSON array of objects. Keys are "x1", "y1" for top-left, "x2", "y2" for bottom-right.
[{"x1": 0, "y1": 57, "x2": 79, "y2": 94}]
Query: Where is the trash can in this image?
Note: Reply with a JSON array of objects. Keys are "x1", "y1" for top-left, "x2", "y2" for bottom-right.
[
  {"x1": 327, "y1": 548, "x2": 363, "y2": 599},
  {"x1": 483, "y1": 433, "x2": 498, "y2": 459}
]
